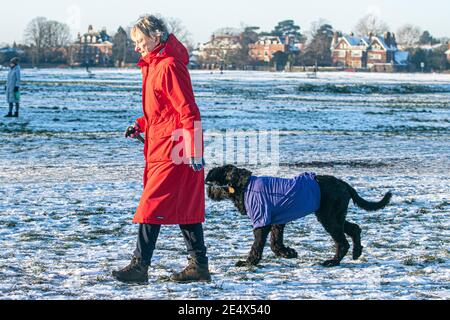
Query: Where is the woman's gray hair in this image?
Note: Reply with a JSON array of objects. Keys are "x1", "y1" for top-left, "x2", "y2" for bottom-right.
[{"x1": 131, "y1": 14, "x2": 169, "y2": 43}]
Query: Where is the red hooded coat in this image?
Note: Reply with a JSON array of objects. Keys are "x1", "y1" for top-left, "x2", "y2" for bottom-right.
[{"x1": 132, "y1": 34, "x2": 205, "y2": 225}]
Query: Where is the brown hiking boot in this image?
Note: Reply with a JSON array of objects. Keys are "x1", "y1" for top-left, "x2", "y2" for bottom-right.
[
  {"x1": 170, "y1": 258, "x2": 211, "y2": 283},
  {"x1": 112, "y1": 257, "x2": 149, "y2": 284}
]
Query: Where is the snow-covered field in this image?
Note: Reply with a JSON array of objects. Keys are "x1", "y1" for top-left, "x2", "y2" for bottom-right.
[{"x1": 0, "y1": 69, "x2": 449, "y2": 299}]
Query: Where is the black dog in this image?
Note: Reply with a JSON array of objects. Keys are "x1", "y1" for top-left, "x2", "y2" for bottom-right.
[{"x1": 206, "y1": 165, "x2": 392, "y2": 268}]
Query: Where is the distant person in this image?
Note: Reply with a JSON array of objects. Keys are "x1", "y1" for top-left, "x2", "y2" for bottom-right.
[
  {"x1": 112, "y1": 14, "x2": 210, "y2": 284},
  {"x1": 4, "y1": 57, "x2": 21, "y2": 117}
]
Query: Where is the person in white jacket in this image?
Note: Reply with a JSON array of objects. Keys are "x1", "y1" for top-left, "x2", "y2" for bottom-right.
[{"x1": 5, "y1": 57, "x2": 21, "y2": 117}]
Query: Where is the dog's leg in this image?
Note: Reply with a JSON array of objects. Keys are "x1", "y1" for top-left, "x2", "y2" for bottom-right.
[
  {"x1": 344, "y1": 221, "x2": 363, "y2": 260},
  {"x1": 270, "y1": 225, "x2": 298, "y2": 259},
  {"x1": 236, "y1": 226, "x2": 271, "y2": 267},
  {"x1": 319, "y1": 218, "x2": 350, "y2": 267}
]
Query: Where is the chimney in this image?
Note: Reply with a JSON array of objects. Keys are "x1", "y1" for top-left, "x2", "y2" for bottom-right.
[
  {"x1": 391, "y1": 33, "x2": 397, "y2": 48},
  {"x1": 384, "y1": 31, "x2": 391, "y2": 47},
  {"x1": 332, "y1": 31, "x2": 339, "y2": 47}
]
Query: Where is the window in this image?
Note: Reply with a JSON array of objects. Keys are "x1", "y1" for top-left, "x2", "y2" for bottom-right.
[{"x1": 369, "y1": 53, "x2": 382, "y2": 60}]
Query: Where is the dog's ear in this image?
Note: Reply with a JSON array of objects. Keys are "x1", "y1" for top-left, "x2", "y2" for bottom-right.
[
  {"x1": 226, "y1": 166, "x2": 252, "y2": 188},
  {"x1": 225, "y1": 166, "x2": 238, "y2": 186},
  {"x1": 206, "y1": 166, "x2": 227, "y2": 184}
]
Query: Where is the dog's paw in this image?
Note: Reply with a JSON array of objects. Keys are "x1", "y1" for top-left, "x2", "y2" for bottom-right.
[
  {"x1": 236, "y1": 260, "x2": 250, "y2": 268},
  {"x1": 353, "y1": 245, "x2": 363, "y2": 260},
  {"x1": 321, "y1": 259, "x2": 341, "y2": 268},
  {"x1": 273, "y1": 247, "x2": 298, "y2": 259},
  {"x1": 281, "y1": 247, "x2": 298, "y2": 259}
]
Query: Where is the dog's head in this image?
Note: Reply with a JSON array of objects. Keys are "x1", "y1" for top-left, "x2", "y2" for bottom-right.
[{"x1": 205, "y1": 165, "x2": 253, "y2": 202}]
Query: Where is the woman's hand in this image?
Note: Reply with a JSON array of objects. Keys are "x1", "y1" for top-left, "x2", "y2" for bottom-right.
[
  {"x1": 125, "y1": 122, "x2": 142, "y2": 139},
  {"x1": 190, "y1": 157, "x2": 205, "y2": 172}
]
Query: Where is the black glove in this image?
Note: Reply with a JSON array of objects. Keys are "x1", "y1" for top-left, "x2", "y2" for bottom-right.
[
  {"x1": 125, "y1": 122, "x2": 142, "y2": 139},
  {"x1": 190, "y1": 158, "x2": 205, "y2": 172},
  {"x1": 14, "y1": 86, "x2": 19, "y2": 93}
]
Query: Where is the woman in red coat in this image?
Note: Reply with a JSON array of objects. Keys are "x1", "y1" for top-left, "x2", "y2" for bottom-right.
[{"x1": 112, "y1": 14, "x2": 210, "y2": 284}]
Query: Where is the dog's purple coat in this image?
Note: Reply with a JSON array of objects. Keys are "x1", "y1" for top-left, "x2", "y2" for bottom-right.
[{"x1": 243, "y1": 172, "x2": 321, "y2": 228}]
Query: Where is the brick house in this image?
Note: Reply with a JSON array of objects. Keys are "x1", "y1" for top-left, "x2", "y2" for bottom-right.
[
  {"x1": 331, "y1": 33, "x2": 368, "y2": 68},
  {"x1": 249, "y1": 36, "x2": 288, "y2": 62},
  {"x1": 196, "y1": 32, "x2": 241, "y2": 68},
  {"x1": 69, "y1": 25, "x2": 113, "y2": 67},
  {"x1": 331, "y1": 32, "x2": 408, "y2": 70}
]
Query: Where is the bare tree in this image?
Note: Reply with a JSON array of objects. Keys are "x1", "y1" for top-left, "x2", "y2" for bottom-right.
[
  {"x1": 307, "y1": 18, "x2": 329, "y2": 44},
  {"x1": 44, "y1": 20, "x2": 72, "y2": 47},
  {"x1": 24, "y1": 17, "x2": 72, "y2": 64},
  {"x1": 24, "y1": 17, "x2": 47, "y2": 64},
  {"x1": 166, "y1": 17, "x2": 194, "y2": 51},
  {"x1": 354, "y1": 13, "x2": 389, "y2": 37},
  {"x1": 396, "y1": 24, "x2": 421, "y2": 47}
]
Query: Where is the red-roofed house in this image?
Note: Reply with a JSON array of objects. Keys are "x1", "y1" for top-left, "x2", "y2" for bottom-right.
[{"x1": 249, "y1": 36, "x2": 288, "y2": 62}]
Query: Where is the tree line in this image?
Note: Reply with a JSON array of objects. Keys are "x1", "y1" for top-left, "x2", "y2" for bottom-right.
[
  {"x1": 218, "y1": 14, "x2": 449, "y2": 71},
  {"x1": 0, "y1": 14, "x2": 448, "y2": 71},
  {"x1": 0, "y1": 16, "x2": 193, "y2": 67}
]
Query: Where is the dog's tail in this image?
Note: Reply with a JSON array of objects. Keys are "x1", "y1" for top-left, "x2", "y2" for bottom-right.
[{"x1": 343, "y1": 182, "x2": 392, "y2": 212}]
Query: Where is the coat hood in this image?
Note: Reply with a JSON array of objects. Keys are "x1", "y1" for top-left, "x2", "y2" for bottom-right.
[{"x1": 138, "y1": 34, "x2": 189, "y2": 67}]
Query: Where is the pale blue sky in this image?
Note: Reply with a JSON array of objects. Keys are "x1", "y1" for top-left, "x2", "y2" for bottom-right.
[{"x1": 1, "y1": 0, "x2": 449, "y2": 45}]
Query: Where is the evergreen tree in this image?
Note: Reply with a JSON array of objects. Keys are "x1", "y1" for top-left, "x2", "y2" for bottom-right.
[
  {"x1": 301, "y1": 23, "x2": 334, "y2": 66},
  {"x1": 419, "y1": 31, "x2": 439, "y2": 45},
  {"x1": 409, "y1": 45, "x2": 449, "y2": 71},
  {"x1": 271, "y1": 20, "x2": 304, "y2": 43}
]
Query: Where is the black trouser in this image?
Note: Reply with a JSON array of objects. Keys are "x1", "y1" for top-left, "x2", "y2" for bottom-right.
[
  {"x1": 133, "y1": 223, "x2": 208, "y2": 265},
  {"x1": 8, "y1": 103, "x2": 19, "y2": 114}
]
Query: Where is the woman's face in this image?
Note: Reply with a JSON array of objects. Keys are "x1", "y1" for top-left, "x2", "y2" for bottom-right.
[{"x1": 133, "y1": 30, "x2": 160, "y2": 57}]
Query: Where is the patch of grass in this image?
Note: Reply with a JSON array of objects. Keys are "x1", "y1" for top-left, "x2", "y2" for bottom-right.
[
  {"x1": 75, "y1": 207, "x2": 107, "y2": 216},
  {"x1": 417, "y1": 207, "x2": 430, "y2": 215},
  {"x1": 237, "y1": 275, "x2": 251, "y2": 281},
  {"x1": 434, "y1": 201, "x2": 449, "y2": 210},
  {"x1": 422, "y1": 255, "x2": 445, "y2": 264},
  {"x1": 0, "y1": 221, "x2": 18, "y2": 228},
  {"x1": 372, "y1": 242, "x2": 389, "y2": 249},
  {"x1": 78, "y1": 217, "x2": 89, "y2": 225},
  {"x1": 403, "y1": 256, "x2": 418, "y2": 266},
  {"x1": 404, "y1": 198, "x2": 416, "y2": 204},
  {"x1": 20, "y1": 232, "x2": 52, "y2": 241}
]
